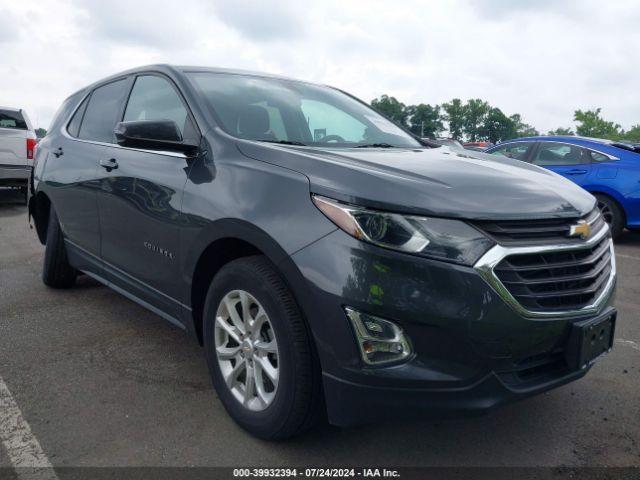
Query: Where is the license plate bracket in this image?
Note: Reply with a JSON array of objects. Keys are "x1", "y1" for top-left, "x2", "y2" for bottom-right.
[{"x1": 565, "y1": 310, "x2": 616, "y2": 371}]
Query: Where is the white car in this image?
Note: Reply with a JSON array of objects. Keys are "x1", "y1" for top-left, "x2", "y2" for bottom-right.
[{"x1": 0, "y1": 106, "x2": 37, "y2": 201}]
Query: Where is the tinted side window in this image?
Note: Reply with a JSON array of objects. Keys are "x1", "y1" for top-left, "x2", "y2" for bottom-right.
[
  {"x1": 67, "y1": 96, "x2": 89, "y2": 137},
  {"x1": 490, "y1": 142, "x2": 533, "y2": 161},
  {"x1": 0, "y1": 109, "x2": 27, "y2": 130},
  {"x1": 124, "y1": 75, "x2": 196, "y2": 142},
  {"x1": 79, "y1": 79, "x2": 128, "y2": 143},
  {"x1": 533, "y1": 142, "x2": 586, "y2": 166}
]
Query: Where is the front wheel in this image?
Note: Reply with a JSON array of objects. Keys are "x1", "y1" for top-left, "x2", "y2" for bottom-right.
[
  {"x1": 595, "y1": 194, "x2": 624, "y2": 240},
  {"x1": 203, "y1": 256, "x2": 322, "y2": 439}
]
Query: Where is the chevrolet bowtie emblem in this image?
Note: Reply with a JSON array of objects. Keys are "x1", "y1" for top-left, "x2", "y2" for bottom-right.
[{"x1": 569, "y1": 220, "x2": 591, "y2": 239}]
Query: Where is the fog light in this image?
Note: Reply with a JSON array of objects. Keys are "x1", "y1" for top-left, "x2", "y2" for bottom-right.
[{"x1": 345, "y1": 307, "x2": 412, "y2": 365}]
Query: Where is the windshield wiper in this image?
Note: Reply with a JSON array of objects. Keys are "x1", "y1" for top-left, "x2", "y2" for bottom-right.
[
  {"x1": 354, "y1": 143, "x2": 397, "y2": 148},
  {"x1": 257, "y1": 139, "x2": 308, "y2": 146}
]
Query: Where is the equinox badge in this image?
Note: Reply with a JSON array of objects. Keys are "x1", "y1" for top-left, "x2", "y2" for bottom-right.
[
  {"x1": 569, "y1": 220, "x2": 591, "y2": 240},
  {"x1": 144, "y1": 242, "x2": 174, "y2": 260}
]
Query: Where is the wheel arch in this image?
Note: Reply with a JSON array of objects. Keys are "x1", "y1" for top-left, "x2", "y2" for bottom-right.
[
  {"x1": 184, "y1": 219, "x2": 318, "y2": 348},
  {"x1": 588, "y1": 188, "x2": 628, "y2": 227}
]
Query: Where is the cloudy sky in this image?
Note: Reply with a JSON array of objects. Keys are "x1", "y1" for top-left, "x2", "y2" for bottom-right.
[{"x1": 1, "y1": 0, "x2": 638, "y2": 133}]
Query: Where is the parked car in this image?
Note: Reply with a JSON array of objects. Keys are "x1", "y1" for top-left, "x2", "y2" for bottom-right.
[
  {"x1": 486, "y1": 136, "x2": 640, "y2": 239},
  {"x1": 0, "y1": 106, "x2": 37, "y2": 202},
  {"x1": 433, "y1": 137, "x2": 464, "y2": 149},
  {"x1": 464, "y1": 141, "x2": 492, "y2": 150},
  {"x1": 30, "y1": 65, "x2": 616, "y2": 439}
]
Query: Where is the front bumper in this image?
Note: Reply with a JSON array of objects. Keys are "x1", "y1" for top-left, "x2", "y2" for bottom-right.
[{"x1": 289, "y1": 229, "x2": 616, "y2": 426}]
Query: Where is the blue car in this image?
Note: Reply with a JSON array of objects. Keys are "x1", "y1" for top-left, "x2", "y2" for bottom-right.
[{"x1": 486, "y1": 136, "x2": 640, "y2": 239}]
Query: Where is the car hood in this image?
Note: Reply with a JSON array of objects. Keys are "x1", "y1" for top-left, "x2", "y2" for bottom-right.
[{"x1": 236, "y1": 142, "x2": 596, "y2": 220}]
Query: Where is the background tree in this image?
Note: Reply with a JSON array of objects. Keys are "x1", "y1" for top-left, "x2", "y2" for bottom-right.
[
  {"x1": 370, "y1": 95, "x2": 408, "y2": 126},
  {"x1": 548, "y1": 127, "x2": 574, "y2": 136},
  {"x1": 442, "y1": 98, "x2": 465, "y2": 140},
  {"x1": 406, "y1": 103, "x2": 443, "y2": 138},
  {"x1": 480, "y1": 108, "x2": 516, "y2": 144},
  {"x1": 462, "y1": 99, "x2": 490, "y2": 142},
  {"x1": 622, "y1": 125, "x2": 640, "y2": 143},
  {"x1": 35, "y1": 128, "x2": 47, "y2": 138},
  {"x1": 574, "y1": 108, "x2": 622, "y2": 138},
  {"x1": 509, "y1": 113, "x2": 539, "y2": 137}
]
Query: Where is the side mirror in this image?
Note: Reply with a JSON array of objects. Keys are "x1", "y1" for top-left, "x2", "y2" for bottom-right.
[{"x1": 114, "y1": 120, "x2": 199, "y2": 156}]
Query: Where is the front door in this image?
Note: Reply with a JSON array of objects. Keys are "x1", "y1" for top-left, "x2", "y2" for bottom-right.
[{"x1": 96, "y1": 74, "x2": 199, "y2": 321}]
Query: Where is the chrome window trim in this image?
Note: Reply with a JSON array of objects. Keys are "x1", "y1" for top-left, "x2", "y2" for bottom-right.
[
  {"x1": 474, "y1": 223, "x2": 616, "y2": 318},
  {"x1": 60, "y1": 74, "x2": 191, "y2": 160},
  {"x1": 61, "y1": 128, "x2": 188, "y2": 159},
  {"x1": 534, "y1": 140, "x2": 620, "y2": 162}
]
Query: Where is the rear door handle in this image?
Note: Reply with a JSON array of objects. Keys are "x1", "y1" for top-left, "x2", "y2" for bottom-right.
[
  {"x1": 566, "y1": 169, "x2": 587, "y2": 175},
  {"x1": 99, "y1": 158, "x2": 118, "y2": 172}
]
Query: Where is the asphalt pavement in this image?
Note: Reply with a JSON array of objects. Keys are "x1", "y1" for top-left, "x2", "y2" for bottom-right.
[{"x1": 0, "y1": 188, "x2": 638, "y2": 469}]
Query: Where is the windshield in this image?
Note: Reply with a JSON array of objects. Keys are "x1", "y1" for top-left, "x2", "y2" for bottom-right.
[{"x1": 187, "y1": 72, "x2": 421, "y2": 148}]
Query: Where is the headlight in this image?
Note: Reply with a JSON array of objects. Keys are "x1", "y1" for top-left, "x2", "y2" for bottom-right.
[{"x1": 312, "y1": 195, "x2": 494, "y2": 266}]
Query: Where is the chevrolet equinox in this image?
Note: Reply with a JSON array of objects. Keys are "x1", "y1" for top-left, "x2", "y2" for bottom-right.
[{"x1": 29, "y1": 65, "x2": 617, "y2": 439}]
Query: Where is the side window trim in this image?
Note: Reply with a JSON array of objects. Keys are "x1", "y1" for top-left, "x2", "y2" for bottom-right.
[{"x1": 121, "y1": 72, "x2": 201, "y2": 138}]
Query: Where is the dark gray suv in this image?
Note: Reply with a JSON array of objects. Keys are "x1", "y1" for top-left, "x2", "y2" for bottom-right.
[{"x1": 30, "y1": 65, "x2": 617, "y2": 439}]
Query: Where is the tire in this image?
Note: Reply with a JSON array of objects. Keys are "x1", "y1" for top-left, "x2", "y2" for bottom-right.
[
  {"x1": 203, "y1": 256, "x2": 322, "y2": 439},
  {"x1": 595, "y1": 194, "x2": 624, "y2": 240},
  {"x1": 42, "y1": 207, "x2": 77, "y2": 288}
]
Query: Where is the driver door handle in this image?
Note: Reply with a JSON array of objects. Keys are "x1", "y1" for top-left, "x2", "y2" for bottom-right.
[
  {"x1": 100, "y1": 158, "x2": 118, "y2": 172},
  {"x1": 566, "y1": 169, "x2": 587, "y2": 175}
]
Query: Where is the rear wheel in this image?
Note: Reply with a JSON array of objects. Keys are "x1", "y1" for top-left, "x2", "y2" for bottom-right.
[
  {"x1": 203, "y1": 256, "x2": 322, "y2": 439},
  {"x1": 42, "y1": 207, "x2": 77, "y2": 288},
  {"x1": 595, "y1": 194, "x2": 624, "y2": 240}
]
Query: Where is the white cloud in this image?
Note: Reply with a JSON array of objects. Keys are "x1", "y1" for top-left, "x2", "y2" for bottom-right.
[{"x1": 0, "y1": 0, "x2": 638, "y2": 134}]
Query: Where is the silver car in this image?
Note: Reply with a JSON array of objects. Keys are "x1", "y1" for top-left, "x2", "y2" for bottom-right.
[{"x1": 0, "y1": 106, "x2": 37, "y2": 201}]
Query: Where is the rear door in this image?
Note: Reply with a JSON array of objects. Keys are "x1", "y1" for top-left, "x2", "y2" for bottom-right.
[
  {"x1": 44, "y1": 78, "x2": 130, "y2": 271},
  {"x1": 96, "y1": 73, "x2": 199, "y2": 321},
  {"x1": 0, "y1": 109, "x2": 28, "y2": 167},
  {"x1": 531, "y1": 141, "x2": 592, "y2": 186}
]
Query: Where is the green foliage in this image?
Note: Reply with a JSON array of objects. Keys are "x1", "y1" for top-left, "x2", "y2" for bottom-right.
[
  {"x1": 622, "y1": 125, "x2": 640, "y2": 143},
  {"x1": 370, "y1": 95, "x2": 408, "y2": 127},
  {"x1": 406, "y1": 103, "x2": 443, "y2": 138},
  {"x1": 369, "y1": 96, "x2": 637, "y2": 145},
  {"x1": 479, "y1": 108, "x2": 515, "y2": 144},
  {"x1": 509, "y1": 114, "x2": 539, "y2": 138},
  {"x1": 35, "y1": 128, "x2": 47, "y2": 138},
  {"x1": 548, "y1": 127, "x2": 574, "y2": 136},
  {"x1": 462, "y1": 99, "x2": 491, "y2": 142},
  {"x1": 442, "y1": 99, "x2": 465, "y2": 140},
  {"x1": 574, "y1": 108, "x2": 622, "y2": 138}
]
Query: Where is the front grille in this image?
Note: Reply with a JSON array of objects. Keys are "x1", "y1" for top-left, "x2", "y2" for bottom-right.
[
  {"x1": 475, "y1": 208, "x2": 605, "y2": 245},
  {"x1": 494, "y1": 235, "x2": 613, "y2": 312}
]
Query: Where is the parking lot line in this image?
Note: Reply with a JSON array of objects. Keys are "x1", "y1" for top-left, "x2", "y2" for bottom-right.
[
  {"x1": 615, "y1": 253, "x2": 640, "y2": 261},
  {"x1": 615, "y1": 339, "x2": 640, "y2": 352},
  {"x1": 0, "y1": 375, "x2": 58, "y2": 480}
]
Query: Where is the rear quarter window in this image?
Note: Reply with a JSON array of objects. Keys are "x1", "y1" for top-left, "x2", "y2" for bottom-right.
[
  {"x1": 0, "y1": 109, "x2": 28, "y2": 130},
  {"x1": 78, "y1": 79, "x2": 129, "y2": 143}
]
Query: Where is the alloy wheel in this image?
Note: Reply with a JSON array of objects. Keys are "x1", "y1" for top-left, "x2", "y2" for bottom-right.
[{"x1": 214, "y1": 290, "x2": 279, "y2": 411}]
